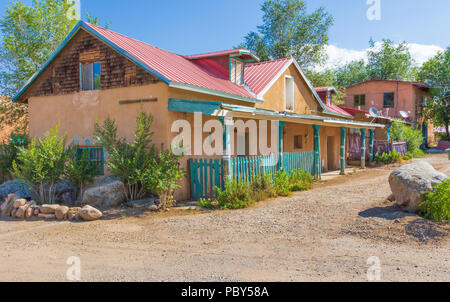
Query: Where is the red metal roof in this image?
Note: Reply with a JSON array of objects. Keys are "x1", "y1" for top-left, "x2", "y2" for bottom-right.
[
  {"x1": 244, "y1": 57, "x2": 293, "y2": 95},
  {"x1": 337, "y1": 106, "x2": 369, "y2": 116},
  {"x1": 84, "y1": 22, "x2": 255, "y2": 100},
  {"x1": 325, "y1": 104, "x2": 353, "y2": 117}
]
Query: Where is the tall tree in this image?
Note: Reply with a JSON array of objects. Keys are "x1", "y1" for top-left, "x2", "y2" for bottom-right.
[
  {"x1": 240, "y1": 0, "x2": 333, "y2": 69},
  {"x1": 0, "y1": 0, "x2": 78, "y2": 96},
  {"x1": 334, "y1": 60, "x2": 369, "y2": 87},
  {"x1": 366, "y1": 39, "x2": 414, "y2": 81},
  {"x1": 416, "y1": 47, "x2": 450, "y2": 140}
]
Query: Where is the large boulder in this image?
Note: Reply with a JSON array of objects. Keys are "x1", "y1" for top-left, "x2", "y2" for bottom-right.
[
  {"x1": 39, "y1": 204, "x2": 60, "y2": 214},
  {"x1": 79, "y1": 205, "x2": 102, "y2": 221},
  {"x1": 389, "y1": 161, "x2": 448, "y2": 213},
  {"x1": 0, "y1": 180, "x2": 30, "y2": 199},
  {"x1": 55, "y1": 206, "x2": 70, "y2": 220},
  {"x1": 81, "y1": 177, "x2": 125, "y2": 208}
]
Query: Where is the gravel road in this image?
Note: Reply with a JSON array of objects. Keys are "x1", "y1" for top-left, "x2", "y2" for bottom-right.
[{"x1": 0, "y1": 155, "x2": 448, "y2": 281}]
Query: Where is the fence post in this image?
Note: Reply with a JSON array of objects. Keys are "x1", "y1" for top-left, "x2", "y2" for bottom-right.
[
  {"x1": 340, "y1": 127, "x2": 346, "y2": 175},
  {"x1": 360, "y1": 128, "x2": 366, "y2": 169},
  {"x1": 313, "y1": 125, "x2": 321, "y2": 179},
  {"x1": 278, "y1": 121, "x2": 286, "y2": 170},
  {"x1": 369, "y1": 129, "x2": 375, "y2": 163},
  {"x1": 220, "y1": 117, "x2": 233, "y2": 180}
]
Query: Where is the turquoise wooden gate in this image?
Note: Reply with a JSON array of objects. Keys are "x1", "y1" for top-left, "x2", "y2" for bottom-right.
[{"x1": 189, "y1": 158, "x2": 224, "y2": 200}]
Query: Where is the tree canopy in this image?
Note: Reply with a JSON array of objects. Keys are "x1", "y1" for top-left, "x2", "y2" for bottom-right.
[
  {"x1": 239, "y1": 0, "x2": 333, "y2": 70},
  {"x1": 417, "y1": 47, "x2": 450, "y2": 140},
  {"x1": 0, "y1": 0, "x2": 78, "y2": 96}
]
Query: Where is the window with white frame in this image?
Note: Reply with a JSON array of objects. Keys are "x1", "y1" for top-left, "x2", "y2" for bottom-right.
[
  {"x1": 80, "y1": 61, "x2": 101, "y2": 91},
  {"x1": 230, "y1": 58, "x2": 244, "y2": 85},
  {"x1": 285, "y1": 76, "x2": 294, "y2": 111}
]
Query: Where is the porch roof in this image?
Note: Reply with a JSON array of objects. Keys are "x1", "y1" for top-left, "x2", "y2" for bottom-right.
[{"x1": 168, "y1": 98, "x2": 385, "y2": 130}]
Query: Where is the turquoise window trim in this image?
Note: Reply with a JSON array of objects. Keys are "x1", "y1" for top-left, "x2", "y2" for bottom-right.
[{"x1": 75, "y1": 146, "x2": 105, "y2": 175}]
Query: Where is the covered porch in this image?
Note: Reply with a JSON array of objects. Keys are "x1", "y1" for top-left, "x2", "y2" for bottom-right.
[{"x1": 168, "y1": 99, "x2": 385, "y2": 200}]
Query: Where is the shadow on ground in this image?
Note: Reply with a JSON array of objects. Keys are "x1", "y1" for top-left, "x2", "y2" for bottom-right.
[
  {"x1": 405, "y1": 219, "x2": 448, "y2": 243},
  {"x1": 358, "y1": 205, "x2": 418, "y2": 220}
]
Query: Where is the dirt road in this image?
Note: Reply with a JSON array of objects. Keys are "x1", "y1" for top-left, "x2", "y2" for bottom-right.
[{"x1": 0, "y1": 155, "x2": 448, "y2": 281}]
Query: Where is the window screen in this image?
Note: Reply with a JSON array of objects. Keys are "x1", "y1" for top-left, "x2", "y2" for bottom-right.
[
  {"x1": 383, "y1": 92, "x2": 395, "y2": 108},
  {"x1": 285, "y1": 76, "x2": 294, "y2": 111}
]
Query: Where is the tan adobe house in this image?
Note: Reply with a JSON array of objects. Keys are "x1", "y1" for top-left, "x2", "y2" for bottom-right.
[
  {"x1": 343, "y1": 79, "x2": 435, "y2": 146},
  {"x1": 13, "y1": 22, "x2": 385, "y2": 201}
]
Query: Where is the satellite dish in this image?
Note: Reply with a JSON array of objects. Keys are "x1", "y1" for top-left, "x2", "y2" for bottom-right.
[
  {"x1": 399, "y1": 111, "x2": 409, "y2": 119},
  {"x1": 369, "y1": 107, "x2": 379, "y2": 117}
]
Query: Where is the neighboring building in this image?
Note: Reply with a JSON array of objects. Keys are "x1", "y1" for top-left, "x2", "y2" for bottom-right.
[
  {"x1": 13, "y1": 22, "x2": 384, "y2": 201},
  {"x1": 343, "y1": 79, "x2": 435, "y2": 146},
  {"x1": 315, "y1": 86, "x2": 337, "y2": 105}
]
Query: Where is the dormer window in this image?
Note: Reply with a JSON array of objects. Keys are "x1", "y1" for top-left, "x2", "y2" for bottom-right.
[{"x1": 230, "y1": 58, "x2": 244, "y2": 85}]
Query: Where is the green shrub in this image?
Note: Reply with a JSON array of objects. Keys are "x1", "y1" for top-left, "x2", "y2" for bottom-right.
[
  {"x1": 94, "y1": 112, "x2": 156, "y2": 202},
  {"x1": 0, "y1": 142, "x2": 22, "y2": 181},
  {"x1": 12, "y1": 125, "x2": 69, "y2": 204},
  {"x1": 64, "y1": 147, "x2": 98, "y2": 202},
  {"x1": 142, "y1": 149, "x2": 185, "y2": 209},
  {"x1": 375, "y1": 150, "x2": 402, "y2": 164},
  {"x1": 273, "y1": 169, "x2": 291, "y2": 197},
  {"x1": 199, "y1": 198, "x2": 215, "y2": 209},
  {"x1": 289, "y1": 169, "x2": 313, "y2": 191},
  {"x1": 391, "y1": 120, "x2": 424, "y2": 154},
  {"x1": 412, "y1": 149, "x2": 425, "y2": 158},
  {"x1": 214, "y1": 179, "x2": 253, "y2": 209},
  {"x1": 250, "y1": 173, "x2": 278, "y2": 201},
  {"x1": 420, "y1": 180, "x2": 449, "y2": 222}
]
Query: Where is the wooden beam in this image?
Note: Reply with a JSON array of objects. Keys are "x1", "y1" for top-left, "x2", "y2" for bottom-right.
[{"x1": 118, "y1": 98, "x2": 157, "y2": 105}]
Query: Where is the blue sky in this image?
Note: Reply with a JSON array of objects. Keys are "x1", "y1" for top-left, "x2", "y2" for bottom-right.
[{"x1": 0, "y1": 0, "x2": 448, "y2": 65}]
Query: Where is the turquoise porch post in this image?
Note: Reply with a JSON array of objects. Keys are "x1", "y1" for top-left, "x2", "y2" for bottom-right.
[
  {"x1": 360, "y1": 128, "x2": 366, "y2": 169},
  {"x1": 387, "y1": 123, "x2": 391, "y2": 140},
  {"x1": 369, "y1": 129, "x2": 375, "y2": 163},
  {"x1": 313, "y1": 125, "x2": 321, "y2": 179},
  {"x1": 278, "y1": 121, "x2": 286, "y2": 170},
  {"x1": 340, "y1": 127, "x2": 346, "y2": 175},
  {"x1": 220, "y1": 117, "x2": 233, "y2": 180}
]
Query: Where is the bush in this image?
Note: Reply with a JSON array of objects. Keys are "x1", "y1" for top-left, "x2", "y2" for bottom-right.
[
  {"x1": 64, "y1": 147, "x2": 98, "y2": 202},
  {"x1": 94, "y1": 112, "x2": 156, "y2": 202},
  {"x1": 420, "y1": 180, "x2": 449, "y2": 222},
  {"x1": 289, "y1": 169, "x2": 313, "y2": 191},
  {"x1": 142, "y1": 149, "x2": 185, "y2": 209},
  {"x1": 273, "y1": 169, "x2": 291, "y2": 197},
  {"x1": 12, "y1": 125, "x2": 68, "y2": 204},
  {"x1": 391, "y1": 120, "x2": 424, "y2": 153},
  {"x1": 214, "y1": 179, "x2": 253, "y2": 209},
  {"x1": 375, "y1": 150, "x2": 402, "y2": 164},
  {"x1": 0, "y1": 142, "x2": 22, "y2": 181}
]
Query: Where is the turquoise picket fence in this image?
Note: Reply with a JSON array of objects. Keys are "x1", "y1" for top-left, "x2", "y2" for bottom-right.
[
  {"x1": 280, "y1": 151, "x2": 315, "y2": 175},
  {"x1": 189, "y1": 151, "x2": 315, "y2": 200},
  {"x1": 189, "y1": 158, "x2": 224, "y2": 200}
]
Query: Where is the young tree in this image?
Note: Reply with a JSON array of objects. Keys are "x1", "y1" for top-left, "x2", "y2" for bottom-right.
[
  {"x1": 417, "y1": 47, "x2": 450, "y2": 140},
  {"x1": 239, "y1": 0, "x2": 333, "y2": 69},
  {"x1": 334, "y1": 60, "x2": 369, "y2": 87},
  {"x1": 366, "y1": 39, "x2": 414, "y2": 81},
  {"x1": 0, "y1": 0, "x2": 79, "y2": 96}
]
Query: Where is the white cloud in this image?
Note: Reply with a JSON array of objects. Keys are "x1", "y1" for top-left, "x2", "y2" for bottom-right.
[{"x1": 321, "y1": 43, "x2": 444, "y2": 70}]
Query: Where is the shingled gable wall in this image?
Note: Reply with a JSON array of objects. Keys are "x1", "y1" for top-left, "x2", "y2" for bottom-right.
[{"x1": 17, "y1": 28, "x2": 159, "y2": 103}]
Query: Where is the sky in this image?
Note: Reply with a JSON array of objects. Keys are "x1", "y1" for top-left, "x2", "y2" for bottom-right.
[{"x1": 0, "y1": 0, "x2": 448, "y2": 67}]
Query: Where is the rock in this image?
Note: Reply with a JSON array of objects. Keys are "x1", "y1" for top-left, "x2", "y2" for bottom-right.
[
  {"x1": 55, "y1": 206, "x2": 70, "y2": 220},
  {"x1": 79, "y1": 205, "x2": 102, "y2": 221},
  {"x1": 15, "y1": 205, "x2": 27, "y2": 219},
  {"x1": 13, "y1": 198, "x2": 26, "y2": 208},
  {"x1": 389, "y1": 161, "x2": 448, "y2": 213},
  {"x1": 1, "y1": 194, "x2": 18, "y2": 217},
  {"x1": 10, "y1": 208, "x2": 17, "y2": 218},
  {"x1": 25, "y1": 206, "x2": 33, "y2": 219},
  {"x1": 148, "y1": 205, "x2": 159, "y2": 212},
  {"x1": 127, "y1": 197, "x2": 157, "y2": 208},
  {"x1": 67, "y1": 207, "x2": 81, "y2": 220},
  {"x1": 29, "y1": 183, "x2": 75, "y2": 204},
  {"x1": 38, "y1": 213, "x2": 56, "y2": 219},
  {"x1": 387, "y1": 193, "x2": 396, "y2": 202},
  {"x1": 0, "y1": 180, "x2": 30, "y2": 199},
  {"x1": 39, "y1": 204, "x2": 60, "y2": 214},
  {"x1": 81, "y1": 179, "x2": 125, "y2": 208},
  {"x1": 33, "y1": 207, "x2": 40, "y2": 216}
]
